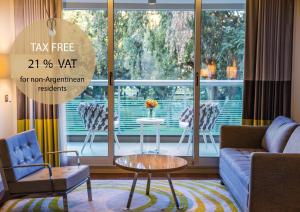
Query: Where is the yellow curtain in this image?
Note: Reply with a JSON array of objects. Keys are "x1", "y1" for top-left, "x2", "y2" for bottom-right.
[{"x1": 15, "y1": 0, "x2": 62, "y2": 166}]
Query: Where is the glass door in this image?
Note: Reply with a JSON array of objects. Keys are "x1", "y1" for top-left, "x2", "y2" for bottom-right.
[
  {"x1": 60, "y1": 0, "x2": 246, "y2": 166},
  {"x1": 198, "y1": 0, "x2": 246, "y2": 157},
  {"x1": 62, "y1": 0, "x2": 114, "y2": 165},
  {"x1": 113, "y1": 0, "x2": 195, "y2": 157}
]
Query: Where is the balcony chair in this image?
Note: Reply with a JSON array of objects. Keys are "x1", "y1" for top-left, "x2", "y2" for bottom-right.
[
  {"x1": 177, "y1": 102, "x2": 221, "y2": 154},
  {"x1": 77, "y1": 103, "x2": 121, "y2": 154},
  {"x1": 0, "y1": 130, "x2": 92, "y2": 212}
]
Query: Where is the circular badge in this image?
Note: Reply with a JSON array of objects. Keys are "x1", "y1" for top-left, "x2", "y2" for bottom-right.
[{"x1": 10, "y1": 19, "x2": 96, "y2": 104}]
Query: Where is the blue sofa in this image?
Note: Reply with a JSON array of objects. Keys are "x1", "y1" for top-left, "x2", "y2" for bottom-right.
[{"x1": 219, "y1": 116, "x2": 300, "y2": 211}]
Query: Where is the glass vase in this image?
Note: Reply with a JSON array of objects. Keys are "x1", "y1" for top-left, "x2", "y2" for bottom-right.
[{"x1": 148, "y1": 108, "x2": 154, "y2": 118}]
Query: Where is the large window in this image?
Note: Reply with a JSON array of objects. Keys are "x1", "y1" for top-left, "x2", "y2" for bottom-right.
[
  {"x1": 63, "y1": 9, "x2": 109, "y2": 156},
  {"x1": 199, "y1": 9, "x2": 245, "y2": 157},
  {"x1": 113, "y1": 9, "x2": 194, "y2": 156},
  {"x1": 62, "y1": 0, "x2": 245, "y2": 160}
]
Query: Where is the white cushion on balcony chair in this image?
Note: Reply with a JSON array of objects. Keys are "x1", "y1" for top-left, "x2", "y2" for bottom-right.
[{"x1": 179, "y1": 121, "x2": 189, "y2": 129}]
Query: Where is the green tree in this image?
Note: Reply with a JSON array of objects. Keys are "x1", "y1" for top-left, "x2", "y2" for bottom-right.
[{"x1": 63, "y1": 9, "x2": 245, "y2": 101}]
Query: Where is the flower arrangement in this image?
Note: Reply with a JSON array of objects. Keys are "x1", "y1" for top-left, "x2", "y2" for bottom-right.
[
  {"x1": 145, "y1": 99, "x2": 158, "y2": 118},
  {"x1": 145, "y1": 99, "x2": 158, "y2": 109}
]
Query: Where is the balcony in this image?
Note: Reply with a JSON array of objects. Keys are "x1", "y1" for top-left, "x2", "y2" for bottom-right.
[{"x1": 65, "y1": 79, "x2": 243, "y2": 157}]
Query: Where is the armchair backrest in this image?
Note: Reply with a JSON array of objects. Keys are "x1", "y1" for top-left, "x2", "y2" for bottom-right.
[{"x1": 0, "y1": 130, "x2": 44, "y2": 182}]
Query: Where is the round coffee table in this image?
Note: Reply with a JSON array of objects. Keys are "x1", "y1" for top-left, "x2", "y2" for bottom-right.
[{"x1": 115, "y1": 154, "x2": 188, "y2": 210}]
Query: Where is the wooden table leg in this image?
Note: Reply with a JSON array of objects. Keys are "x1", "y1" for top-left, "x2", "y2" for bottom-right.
[
  {"x1": 126, "y1": 172, "x2": 139, "y2": 210},
  {"x1": 167, "y1": 173, "x2": 182, "y2": 209},
  {"x1": 146, "y1": 173, "x2": 151, "y2": 195}
]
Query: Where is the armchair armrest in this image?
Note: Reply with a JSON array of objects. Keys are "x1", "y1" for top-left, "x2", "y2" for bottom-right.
[
  {"x1": 4, "y1": 163, "x2": 52, "y2": 179},
  {"x1": 220, "y1": 125, "x2": 267, "y2": 149},
  {"x1": 249, "y1": 153, "x2": 300, "y2": 211},
  {"x1": 47, "y1": 150, "x2": 80, "y2": 166}
]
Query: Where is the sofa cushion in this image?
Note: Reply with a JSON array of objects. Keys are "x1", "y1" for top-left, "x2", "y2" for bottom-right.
[
  {"x1": 284, "y1": 126, "x2": 300, "y2": 153},
  {"x1": 220, "y1": 152, "x2": 249, "y2": 211},
  {"x1": 220, "y1": 148, "x2": 266, "y2": 188},
  {"x1": 8, "y1": 165, "x2": 89, "y2": 194},
  {"x1": 0, "y1": 130, "x2": 44, "y2": 182},
  {"x1": 262, "y1": 116, "x2": 297, "y2": 153}
]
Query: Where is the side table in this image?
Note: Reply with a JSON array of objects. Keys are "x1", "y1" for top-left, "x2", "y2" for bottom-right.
[{"x1": 136, "y1": 118, "x2": 165, "y2": 154}]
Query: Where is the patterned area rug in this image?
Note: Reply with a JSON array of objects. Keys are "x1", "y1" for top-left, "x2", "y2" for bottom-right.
[{"x1": 1, "y1": 180, "x2": 240, "y2": 212}]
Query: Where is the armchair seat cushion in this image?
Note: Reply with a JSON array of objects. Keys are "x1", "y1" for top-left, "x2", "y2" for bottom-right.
[
  {"x1": 9, "y1": 165, "x2": 89, "y2": 194},
  {"x1": 220, "y1": 148, "x2": 266, "y2": 188}
]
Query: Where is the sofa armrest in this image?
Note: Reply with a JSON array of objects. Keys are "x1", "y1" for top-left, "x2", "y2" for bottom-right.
[
  {"x1": 47, "y1": 150, "x2": 80, "y2": 166},
  {"x1": 220, "y1": 125, "x2": 267, "y2": 149},
  {"x1": 249, "y1": 153, "x2": 300, "y2": 211}
]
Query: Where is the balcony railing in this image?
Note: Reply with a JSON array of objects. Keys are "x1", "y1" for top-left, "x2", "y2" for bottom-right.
[{"x1": 66, "y1": 79, "x2": 243, "y2": 136}]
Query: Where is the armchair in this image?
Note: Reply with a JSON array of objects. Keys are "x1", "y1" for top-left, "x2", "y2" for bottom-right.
[
  {"x1": 77, "y1": 102, "x2": 121, "y2": 154},
  {"x1": 177, "y1": 101, "x2": 221, "y2": 153},
  {"x1": 0, "y1": 130, "x2": 92, "y2": 212}
]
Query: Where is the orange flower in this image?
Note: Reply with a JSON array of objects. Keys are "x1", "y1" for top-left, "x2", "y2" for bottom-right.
[{"x1": 145, "y1": 99, "x2": 158, "y2": 109}]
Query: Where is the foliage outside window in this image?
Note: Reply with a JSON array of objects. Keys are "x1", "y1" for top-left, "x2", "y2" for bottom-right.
[{"x1": 63, "y1": 10, "x2": 245, "y2": 101}]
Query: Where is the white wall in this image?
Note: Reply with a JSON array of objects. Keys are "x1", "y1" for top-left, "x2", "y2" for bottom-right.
[
  {"x1": 0, "y1": 0, "x2": 16, "y2": 139},
  {"x1": 0, "y1": 79, "x2": 16, "y2": 138},
  {"x1": 0, "y1": 0, "x2": 15, "y2": 196},
  {"x1": 292, "y1": 0, "x2": 300, "y2": 122},
  {"x1": 0, "y1": 0, "x2": 15, "y2": 53}
]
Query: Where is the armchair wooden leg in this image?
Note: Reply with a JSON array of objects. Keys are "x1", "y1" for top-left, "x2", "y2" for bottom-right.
[
  {"x1": 63, "y1": 194, "x2": 69, "y2": 212},
  {"x1": 87, "y1": 177, "x2": 92, "y2": 201}
]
